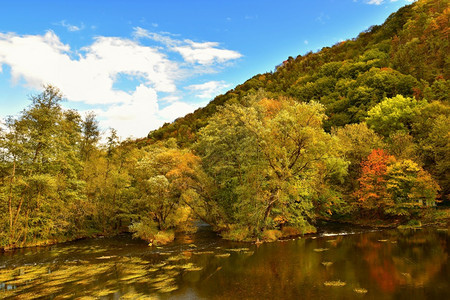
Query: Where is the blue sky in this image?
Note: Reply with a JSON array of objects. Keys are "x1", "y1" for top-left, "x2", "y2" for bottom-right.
[{"x1": 0, "y1": 0, "x2": 414, "y2": 138}]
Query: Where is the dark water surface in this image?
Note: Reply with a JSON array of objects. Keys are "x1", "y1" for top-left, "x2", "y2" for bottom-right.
[{"x1": 0, "y1": 224, "x2": 449, "y2": 299}]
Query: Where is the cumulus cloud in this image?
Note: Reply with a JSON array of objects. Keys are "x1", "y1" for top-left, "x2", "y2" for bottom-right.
[
  {"x1": 159, "y1": 101, "x2": 197, "y2": 121},
  {"x1": 0, "y1": 29, "x2": 242, "y2": 138},
  {"x1": 186, "y1": 81, "x2": 230, "y2": 99},
  {"x1": 0, "y1": 31, "x2": 176, "y2": 104}
]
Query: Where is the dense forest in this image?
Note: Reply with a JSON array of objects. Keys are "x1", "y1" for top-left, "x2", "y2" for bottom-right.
[{"x1": 1, "y1": 0, "x2": 449, "y2": 249}]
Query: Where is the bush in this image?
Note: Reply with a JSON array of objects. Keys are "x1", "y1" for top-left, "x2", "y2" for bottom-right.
[
  {"x1": 262, "y1": 229, "x2": 282, "y2": 242},
  {"x1": 153, "y1": 230, "x2": 175, "y2": 245},
  {"x1": 221, "y1": 225, "x2": 252, "y2": 241},
  {"x1": 281, "y1": 226, "x2": 302, "y2": 238},
  {"x1": 129, "y1": 217, "x2": 158, "y2": 242}
]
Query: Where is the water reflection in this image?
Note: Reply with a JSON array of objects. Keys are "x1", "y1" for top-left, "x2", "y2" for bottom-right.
[{"x1": 0, "y1": 226, "x2": 448, "y2": 299}]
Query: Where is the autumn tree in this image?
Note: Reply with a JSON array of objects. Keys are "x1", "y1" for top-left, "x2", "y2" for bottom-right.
[
  {"x1": 197, "y1": 95, "x2": 348, "y2": 240},
  {"x1": 354, "y1": 149, "x2": 395, "y2": 215},
  {"x1": 130, "y1": 140, "x2": 205, "y2": 244}
]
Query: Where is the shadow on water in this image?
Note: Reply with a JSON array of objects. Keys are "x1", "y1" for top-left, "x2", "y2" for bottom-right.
[{"x1": 0, "y1": 223, "x2": 449, "y2": 299}]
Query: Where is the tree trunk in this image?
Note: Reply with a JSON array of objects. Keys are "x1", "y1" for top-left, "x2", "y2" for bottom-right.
[{"x1": 262, "y1": 189, "x2": 280, "y2": 231}]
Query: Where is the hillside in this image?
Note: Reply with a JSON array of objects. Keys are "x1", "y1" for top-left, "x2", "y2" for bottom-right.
[{"x1": 148, "y1": 0, "x2": 449, "y2": 143}]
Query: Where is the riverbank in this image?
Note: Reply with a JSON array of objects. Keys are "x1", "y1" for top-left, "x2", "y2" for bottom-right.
[
  {"x1": 2, "y1": 208, "x2": 448, "y2": 252},
  {"x1": 325, "y1": 207, "x2": 450, "y2": 230}
]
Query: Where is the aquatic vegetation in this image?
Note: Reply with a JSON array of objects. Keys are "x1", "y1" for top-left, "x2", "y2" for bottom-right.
[
  {"x1": 154, "y1": 277, "x2": 176, "y2": 287},
  {"x1": 167, "y1": 254, "x2": 189, "y2": 261},
  {"x1": 95, "y1": 255, "x2": 117, "y2": 259},
  {"x1": 353, "y1": 288, "x2": 368, "y2": 294},
  {"x1": 120, "y1": 291, "x2": 158, "y2": 300},
  {"x1": 226, "y1": 248, "x2": 250, "y2": 252},
  {"x1": 184, "y1": 266, "x2": 203, "y2": 271},
  {"x1": 159, "y1": 285, "x2": 178, "y2": 293},
  {"x1": 215, "y1": 253, "x2": 231, "y2": 258},
  {"x1": 193, "y1": 251, "x2": 214, "y2": 255},
  {"x1": 0, "y1": 269, "x2": 16, "y2": 282},
  {"x1": 323, "y1": 280, "x2": 346, "y2": 287},
  {"x1": 93, "y1": 288, "x2": 118, "y2": 297},
  {"x1": 153, "y1": 262, "x2": 167, "y2": 268},
  {"x1": 313, "y1": 248, "x2": 329, "y2": 252}
]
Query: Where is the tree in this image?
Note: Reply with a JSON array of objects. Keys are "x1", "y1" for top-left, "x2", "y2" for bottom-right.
[
  {"x1": 354, "y1": 149, "x2": 395, "y2": 214},
  {"x1": 333, "y1": 123, "x2": 384, "y2": 192},
  {"x1": 197, "y1": 96, "x2": 348, "y2": 239},
  {"x1": 130, "y1": 140, "x2": 204, "y2": 243},
  {"x1": 366, "y1": 95, "x2": 427, "y2": 137},
  {"x1": 386, "y1": 159, "x2": 440, "y2": 207},
  {"x1": 0, "y1": 85, "x2": 87, "y2": 248}
]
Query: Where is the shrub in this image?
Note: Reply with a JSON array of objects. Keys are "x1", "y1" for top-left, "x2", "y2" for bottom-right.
[{"x1": 262, "y1": 229, "x2": 282, "y2": 242}]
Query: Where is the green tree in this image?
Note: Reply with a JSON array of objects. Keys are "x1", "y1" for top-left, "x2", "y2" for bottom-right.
[
  {"x1": 366, "y1": 95, "x2": 427, "y2": 137},
  {"x1": 197, "y1": 97, "x2": 348, "y2": 240},
  {"x1": 0, "y1": 85, "x2": 87, "y2": 248}
]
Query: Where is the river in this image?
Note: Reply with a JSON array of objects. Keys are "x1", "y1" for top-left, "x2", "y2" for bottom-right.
[{"x1": 0, "y1": 223, "x2": 449, "y2": 299}]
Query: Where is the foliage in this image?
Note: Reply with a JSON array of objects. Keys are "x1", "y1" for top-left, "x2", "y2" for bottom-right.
[
  {"x1": 366, "y1": 95, "x2": 427, "y2": 137},
  {"x1": 196, "y1": 95, "x2": 348, "y2": 238},
  {"x1": 355, "y1": 149, "x2": 440, "y2": 217},
  {"x1": 1, "y1": 0, "x2": 449, "y2": 248},
  {"x1": 354, "y1": 149, "x2": 395, "y2": 213}
]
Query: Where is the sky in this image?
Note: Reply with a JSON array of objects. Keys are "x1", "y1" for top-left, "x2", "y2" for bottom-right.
[{"x1": 0, "y1": 0, "x2": 415, "y2": 139}]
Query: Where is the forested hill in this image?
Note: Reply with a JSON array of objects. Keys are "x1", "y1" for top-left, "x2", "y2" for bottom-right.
[{"x1": 147, "y1": 0, "x2": 449, "y2": 144}]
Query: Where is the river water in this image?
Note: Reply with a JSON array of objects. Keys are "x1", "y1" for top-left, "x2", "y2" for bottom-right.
[{"x1": 0, "y1": 223, "x2": 448, "y2": 299}]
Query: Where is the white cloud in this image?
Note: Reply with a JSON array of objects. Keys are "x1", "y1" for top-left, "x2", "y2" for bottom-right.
[
  {"x1": 304, "y1": 40, "x2": 309, "y2": 45},
  {"x1": 99, "y1": 84, "x2": 161, "y2": 138},
  {"x1": 0, "y1": 29, "x2": 241, "y2": 138},
  {"x1": 160, "y1": 95, "x2": 181, "y2": 103},
  {"x1": 159, "y1": 102, "x2": 197, "y2": 121},
  {"x1": 133, "y1": 27, "x2": 242, "y2": 65},
  {"x1": 58, "y1": 20, "x2": 84, "y2": 32},
  {"x1": 186, "y1": 81, "x2": 230, "y2": 99},
  {"x1": 0, "y1": 31, "x2": 177, "y2": 105},
  {"x1": 173, "y1": 40, "x2": 242, "y2": 65},
  {"x1": 364, "y1": 0, "x2": 415, "y2": 5},
  {"x1": 366, "y1": 0, "x2": 384, "y2": 4}
]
